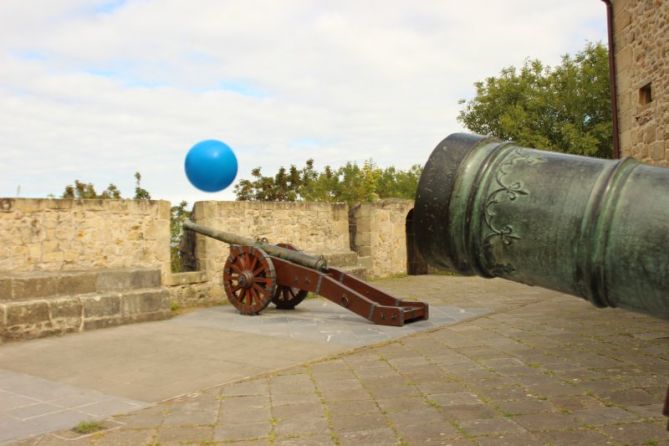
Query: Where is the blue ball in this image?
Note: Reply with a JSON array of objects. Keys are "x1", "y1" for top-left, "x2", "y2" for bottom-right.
[{"x1": 184, "y1": 140, "x2": 238, "y2": 192}]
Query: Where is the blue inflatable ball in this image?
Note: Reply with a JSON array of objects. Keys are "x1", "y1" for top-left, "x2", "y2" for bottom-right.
[{"x1": 184, "y1": 140, "x2": 238, "y2": 192}]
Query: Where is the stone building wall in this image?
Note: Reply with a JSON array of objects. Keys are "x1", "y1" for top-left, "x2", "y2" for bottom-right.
[
  {"x1": 613, "y1": 0, "x2": 669, "y2": 166},
  {"x1": 0, "y1": 198, "x2": 171, "y2": 278},
  {"x1": 351, "y1": 199, "x2": 414, "y2": 279}
]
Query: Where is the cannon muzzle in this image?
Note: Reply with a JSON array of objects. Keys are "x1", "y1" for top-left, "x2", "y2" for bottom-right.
[
  {"x1": 182, "y1": 220, "x2": 328, "y2": 271},
  {"x1": 415, "y1": 133, "x2": 669, "y2": 320}
]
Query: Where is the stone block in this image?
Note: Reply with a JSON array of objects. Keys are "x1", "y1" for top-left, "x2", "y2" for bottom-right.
[
  {"x1": 96, "y1": 269, "x2": 161, "y2": 292},
  {"x1": 50, "y1": 297, "x2": 83, "y2": 319},
  {"x1": 650, "y1": 141, "x2": 665, "y2": 161},
  {"x1": 6, "y1": 301, "x2": 50, "y2": 326},
  {"x1": 82, "y1": 294, "x2": 121, "y2": 318},
  {"x1": 121, "y1": 289, "x2": 170, "y2": 316},
  {"x1": 57, "y1": 272, "x2": 97, "y2": 296},
  {"x1": 12, "y1": 275, "x2": 59, "y2": 300},
  {"x1": 357, "y1": 245, "x2": 372, "y2": 257},
  {"x1": 164, "y1": 271, "x2": 207, "y2": 286},
  {"x1": 0, "y1": 277, "x2": 11, "y2": 300}
]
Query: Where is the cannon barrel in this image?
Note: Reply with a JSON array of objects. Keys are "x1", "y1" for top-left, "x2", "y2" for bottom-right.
[
  {"x1": 414, "y1": 133, "x2": 669, "y2": 320},
  {"x1": 183, "y1": 220, "x2": 328, "y2": 271}
]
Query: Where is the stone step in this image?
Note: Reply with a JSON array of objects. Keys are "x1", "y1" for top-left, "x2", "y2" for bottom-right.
[
  {"x1": 0, "y1": 288, "x2": 171, "y2": 342},
  {"x1": 0, "y1": 268, "x2": 161, "y2": 302}
]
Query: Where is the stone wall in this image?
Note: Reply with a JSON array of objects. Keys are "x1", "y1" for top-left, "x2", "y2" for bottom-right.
[
  {"x1": 613, "y1": 0, "x2": 669, "y2": 166},
  {"x1": 0, "y1": 198, "x2": 419, "y2": 317},
  {"x1": 190, "y1": 201, "x2": 351, "y2": 299},
  {"x1": 351, "y1": 199, "x2": 414, "y2": 278},
  {"x1": 0, "y1": 198, "x2": 171, "y2": 278}
]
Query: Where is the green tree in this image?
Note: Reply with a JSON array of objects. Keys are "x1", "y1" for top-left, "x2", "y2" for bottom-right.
[
  {"x1": 170, "y1": 200, "x2": 194, "y2": 272},
  {"x1": 61, "y1": 180, "x2": 121, "y2": 199},
  {"x1": 133, "y1": 172, "x2": 151, "y2": 200},
  {"x1": 458, "y1": 42, "x2": 612, "y2": 158},
  {"x1": 235, "y1": 159, "x2": 422, "y2": 204}
]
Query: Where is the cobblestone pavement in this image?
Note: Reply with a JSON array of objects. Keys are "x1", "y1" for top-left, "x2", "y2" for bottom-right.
[{"x1": 12, "y1": 276, "x2": 669, "y2": 446}]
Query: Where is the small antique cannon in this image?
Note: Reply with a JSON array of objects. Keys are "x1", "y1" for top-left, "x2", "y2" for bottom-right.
[
  {"x1": 183, "y1": 220, "x2": 428, "y2": 326},
  {"x1": 414, "y1": 133, "x2": 669, "y2": 320}
]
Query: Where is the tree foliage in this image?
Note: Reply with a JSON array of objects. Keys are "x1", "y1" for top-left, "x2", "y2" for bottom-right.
[
  {"x1": 234, "y1": 159, "x2": 422, "y2": 204},
  {"x1": 170, "y1": 200, "x2": 194, "y2": 273},
  {"x1": 60, "y1": 171, "x2": 152, "y2": 200},
  {"x1": 458, "y1": 42, "x2": 612, "y2": 158},
  {"x1": 61, "y1": 180, "x2": 122, "y2": 199}
]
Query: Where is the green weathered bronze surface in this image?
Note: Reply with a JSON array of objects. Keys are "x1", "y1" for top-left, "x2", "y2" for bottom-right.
[{"x1": 414, "y1": 133, "x2": 669, "y2": 320}]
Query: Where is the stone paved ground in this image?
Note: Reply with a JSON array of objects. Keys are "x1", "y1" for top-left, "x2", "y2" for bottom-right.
[{"x1": 11, "y1": 276, "x2": 669, "y2": 445}]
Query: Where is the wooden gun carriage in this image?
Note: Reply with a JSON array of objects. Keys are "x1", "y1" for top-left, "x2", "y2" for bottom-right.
[{"x1": 183, "y1": 220, "x2": 428, "y2": 326}]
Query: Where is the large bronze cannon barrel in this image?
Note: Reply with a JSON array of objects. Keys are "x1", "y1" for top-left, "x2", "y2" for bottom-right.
[
  {"x1": 183, "y1": 220, "x2": 328, "y2": 271},
  {"x1": 414, "y1": 133, "x2": 669, "y2": 320}
]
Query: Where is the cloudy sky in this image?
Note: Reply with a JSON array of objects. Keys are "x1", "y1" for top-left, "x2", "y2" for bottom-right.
[{"x1": 0, "y1": 0, "x2": 607, "y2": 204}]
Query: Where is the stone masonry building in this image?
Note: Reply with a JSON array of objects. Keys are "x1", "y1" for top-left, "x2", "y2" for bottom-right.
[{"x1": 608, "y1": 0, "x2": 669, "y2": 166}]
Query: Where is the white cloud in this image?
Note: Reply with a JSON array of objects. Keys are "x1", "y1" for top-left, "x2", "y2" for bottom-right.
[{"x1": 0, "y1": 0, "x2": 607, "y2": 203}]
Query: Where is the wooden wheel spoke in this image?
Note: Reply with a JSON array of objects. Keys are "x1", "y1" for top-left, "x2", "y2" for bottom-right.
[
  {"x1": 230, "y1": 263, "x2": 243, "y2": 274},
  {"x1": 249, "y1": 255, "x2": 258, "y2": 272},
  {"x1": 252, "y1": 283, "x2": 267, "y2": 296},
  {"x1": 248, "y1": 287, "x2": 259, "y2": 304}
]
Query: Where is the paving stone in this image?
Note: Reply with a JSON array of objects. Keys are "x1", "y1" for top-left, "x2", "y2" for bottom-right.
[
  {"x1": 112, "y1": 405, "x2": 168, "y2": 429},
  {"x1": 337, "y1": 426, "x2": 398, "y2": 446},
  {"x1": 427, "y1": 392, "x2": 482, "y2": 407},
  {"x1": 274, "y1": 415, "x2": 329, "y2": 436},
  {"x1": 598, "y1": 388, "x2": 659, "y2": 406},
  {"x1": 157, "y1": 424, "x2": 214, "y2": 444},
  {"x1": 532, "y1": 428, "x2": 612, "y2": 445},
  {"x1": 549, "y1": 394, "x2": 607, "y2": 412},
  {"x1": 494, "y1": 398, "x2": 554, "y2": 415},
  {"x1": 394, "y1": 421, "x2": 461, "y2": 442},
  {"x1": 458, "y1": 417, "x2": 526, "y2": 436},
  {"x1": 385, "y1": 406, "x2": 446, "y2": 427},
  {"x1": 213, "y1": 421, "x2": 271, "y2": 442},
  {"x1": 275, "y1": 433, "x2": 336, "y2": 446},
  {"x1": 330, "y1": 412, "x2": 389, "y2": 433},
  {"x1": 90, "y1": 428, "x2": 156, "y2": 446},
  {"x1": 325, "y1": 399, "x2": 379, "y2": 417},
  {"x1": 512, "y1": 412, "x2": 580, "y2": 432},
  {"x1": 596, "y1": 421, "x2": 669, "y2": 444},
  {"x1": 474, "y1": 431, "x2": 540, "y2": 446},
  {"x1": 376, "y1": 397, "x2": 432, "y2": 413},
  {"x1": 441, "y1": 404, "x2": 499, "y2": 422},
  {"x1": 221, "y1": 379, "x2": 269, "y2": 397},
  {"x1": 572, "y1": 406, "x2": 642, "y2": 426}
]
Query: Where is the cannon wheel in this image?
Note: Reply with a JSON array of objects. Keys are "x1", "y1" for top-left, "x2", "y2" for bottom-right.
[
  {"x1": 272, "y1": 243, "x2": 309, "y2": 310},
  {"x1": 223, "y1": 245, "x2": 276, "y2": 315}
]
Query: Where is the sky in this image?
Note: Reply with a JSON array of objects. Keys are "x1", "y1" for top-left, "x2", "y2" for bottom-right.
[{"x1": 0, "y1": 0, "x2": 608, "y2": 204}]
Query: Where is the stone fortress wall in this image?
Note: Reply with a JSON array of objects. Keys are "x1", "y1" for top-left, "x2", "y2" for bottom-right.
[
  {"x1": 0, "y1": 198, "x2": 416, "y2": 326},
  {"x1": 613, "y1": 0, "x2": 669, "y2": 166},
  {"x1": 0, "y1": 198, "x2": 171, "y2": 276}
]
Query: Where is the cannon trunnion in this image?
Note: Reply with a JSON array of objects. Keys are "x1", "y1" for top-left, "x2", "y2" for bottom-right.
[{"x1": 183, "y1": 220, "x2": 428, "y2": 326}]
